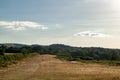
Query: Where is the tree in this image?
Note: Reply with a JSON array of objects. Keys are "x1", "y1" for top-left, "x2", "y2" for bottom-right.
[{"x1": 0, "y1": 45, "x2": 6, "y2": 55}]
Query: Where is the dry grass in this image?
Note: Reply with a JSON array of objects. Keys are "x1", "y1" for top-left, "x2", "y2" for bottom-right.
[
  {"x1": 0, "y1": 54, "x2": 120, "y2": 80},
  {"x1": 33, "y1": 55, "x2": 120, "y2": 80},
  {"x1": 4, "y1": 53, "x2": 16, "y2": 55}
]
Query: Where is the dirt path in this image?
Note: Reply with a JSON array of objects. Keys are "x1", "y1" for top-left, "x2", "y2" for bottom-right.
[
  {"x1": 0, "y1": 55, "x2": 120, "y2": 80},
  {"x1": 0, "y1": 55, "x2": 42, "y2": 80}
]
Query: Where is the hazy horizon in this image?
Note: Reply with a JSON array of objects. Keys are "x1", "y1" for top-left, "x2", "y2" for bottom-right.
[{"x1": 1, "y1": 0, "x2": 120, "y2": 48}]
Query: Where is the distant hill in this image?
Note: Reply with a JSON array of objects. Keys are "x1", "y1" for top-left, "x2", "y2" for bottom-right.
[
  {"x1": 1, "y1": 43, "x2": 120, "y2": 62},
  {"x1": 48, "y1": 44, "x2": 80, "y2": 51},
  {"x1": 0, "y1": 43, "x2": 28, "y2": 48}
]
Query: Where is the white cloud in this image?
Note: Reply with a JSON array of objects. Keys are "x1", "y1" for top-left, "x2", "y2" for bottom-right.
[
  {"x1": 0, "y1": 21, "x2": 48, "y2": 30},
  {"x1": 74, "y1": 31, "x2": 111, "y2": 37}
]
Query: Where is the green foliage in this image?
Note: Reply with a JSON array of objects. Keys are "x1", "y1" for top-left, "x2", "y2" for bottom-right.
[
  {"x1": 1, "y1": 43, "x2": 120, "y2": 66},
  {"x1": 54, "y1": 47, "x2": 120, "y2": 66},
  {"x1": 0, "y1": 53, "x2": 34, "y2": 67},
  {"x1": 57, "y1": 52, "x2": 73, "y2": 61},
  {"x1": 0, "y1": 45, "x2": 6, "y2": 55},
  {"x1": 0, "y1": 45, "x2": 35, "y2": 67}
]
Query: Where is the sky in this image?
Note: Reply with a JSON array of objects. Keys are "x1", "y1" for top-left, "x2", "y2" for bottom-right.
[{"x1": 0, "y1": 0, "x2": 120, "y2": 48}]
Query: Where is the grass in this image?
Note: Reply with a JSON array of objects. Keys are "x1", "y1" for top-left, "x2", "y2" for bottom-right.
[
  {"x1": 1, "y1": 54, "x2": 120, "y2": 80},
  {"x1": 78, "y1": 59, "x2": 120, "y2": 66},
  {"x1": 56, "y1": 56, "x2": 120, "y2": 66},
  {"x1": 29, "y1": 55, "x2": 120, "y2": 80}
]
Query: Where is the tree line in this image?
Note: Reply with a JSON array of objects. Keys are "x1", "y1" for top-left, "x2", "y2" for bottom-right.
[
  {"x1": 1, "y1": 44, "x2": 120, "y2": 61},
  {"x1": 1, "y1": 44, "x2": 120, "y2": 66},
  {"x1": 0, "y1": 45, "x2": 33, "y2": 67}
]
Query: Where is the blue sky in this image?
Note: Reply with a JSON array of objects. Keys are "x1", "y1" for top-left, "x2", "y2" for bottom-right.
[{"x1": 1, "y1": 0, "x2": 120, "y2": 48}]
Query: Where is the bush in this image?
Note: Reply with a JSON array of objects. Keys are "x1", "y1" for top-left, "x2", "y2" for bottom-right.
[{"x1": 0, "y1": 53, "x2": 34, "y2": 67}]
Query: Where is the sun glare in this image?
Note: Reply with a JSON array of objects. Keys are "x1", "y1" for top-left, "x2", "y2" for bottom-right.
[{"x1": 110, "y1": 0, "x2": 120, "y2": 11}]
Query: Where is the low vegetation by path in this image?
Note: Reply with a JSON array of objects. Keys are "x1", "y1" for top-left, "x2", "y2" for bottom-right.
[
  {"x1": 0, "y1": 54, "x2": 120, "y2": 80},
  {"x1": 0, "y1": 53, "x2": 37, "y2": 67}
]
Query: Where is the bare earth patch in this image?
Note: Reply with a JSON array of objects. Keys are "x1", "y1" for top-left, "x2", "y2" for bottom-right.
[{"x1": 0, "y1": 54, "x2": 120, "y2": 80}]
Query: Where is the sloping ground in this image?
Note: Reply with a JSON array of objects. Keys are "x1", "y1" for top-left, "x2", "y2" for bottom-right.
[{"x1": 0, "y1": 54, "x2": 120, "y2": 80}]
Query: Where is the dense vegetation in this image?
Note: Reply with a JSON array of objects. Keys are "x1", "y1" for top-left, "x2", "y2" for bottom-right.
[
  {"x1": 31, "y1": 44, "x2": 120, "y2": 65},
  {"x1": 1, "y1": 43, "x2": 120, "y2": 66},
  {"x1": 56, "y1": 48, "x2": 120, "y2": 61},
  {"x1": 0, "y1": 45, "x2": 33, "y2": 67},
  {"x1": 0, "y1": 53, "x2": 35, "y2": 67}
]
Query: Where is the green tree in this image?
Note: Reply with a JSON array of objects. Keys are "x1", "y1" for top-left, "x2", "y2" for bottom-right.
[
  {"x1": 0, "y1": 45, "x2": 6, "y2": 55},
  {"x1": 21, "y1": 48, "x2": 29, "y2": 54}
]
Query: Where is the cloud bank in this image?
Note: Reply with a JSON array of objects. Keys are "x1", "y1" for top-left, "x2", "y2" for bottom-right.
[
  {"x1": 74, "y1": 31, "x2": 111, "y2": 37},
  {"x1": 0, "y1": 21, "x2": 48, "y2": 30}
]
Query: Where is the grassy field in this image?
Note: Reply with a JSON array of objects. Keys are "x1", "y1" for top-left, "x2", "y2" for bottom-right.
[
  {"x1": 33, "y1": 55, "x2": 120, "y2": 80},
  {"x1": 0, "y1": 54, "x2": 120, "y2": 80}
]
